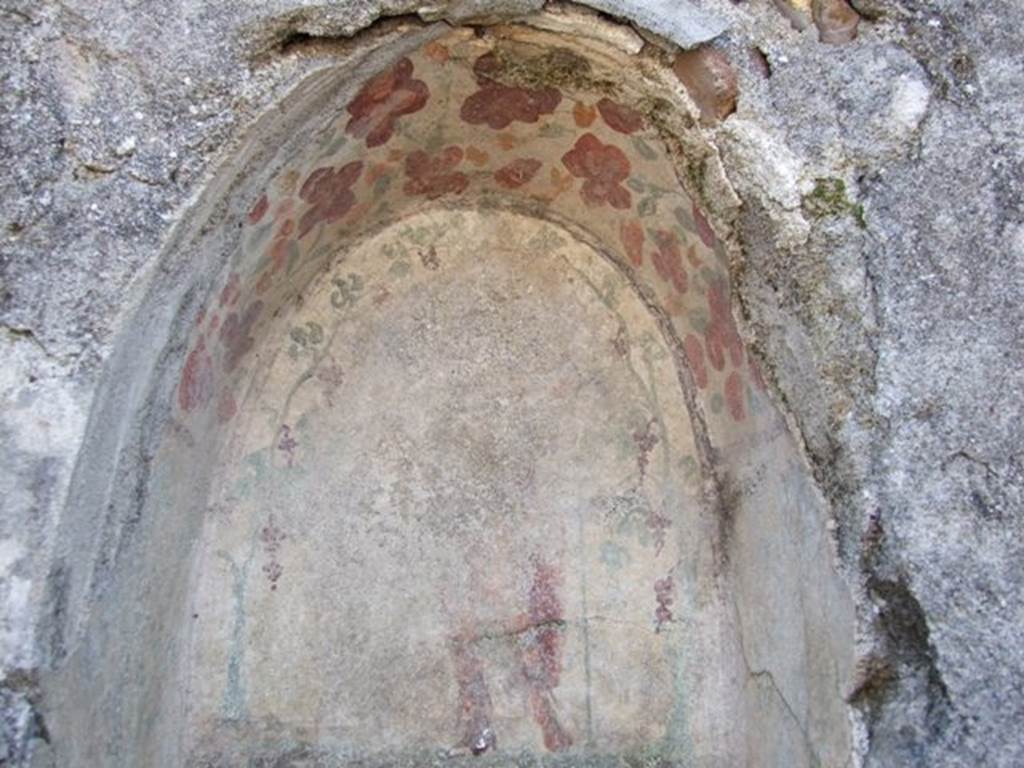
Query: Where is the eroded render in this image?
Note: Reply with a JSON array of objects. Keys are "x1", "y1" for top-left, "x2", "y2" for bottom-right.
[{"x1": 47, "y1": 20, "x2": 855, "y2": 767}]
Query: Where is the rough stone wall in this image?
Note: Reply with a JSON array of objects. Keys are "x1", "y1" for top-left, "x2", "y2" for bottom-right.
[{"x1": 0, "y1": 0, "x2": 1021, "y2": 766}]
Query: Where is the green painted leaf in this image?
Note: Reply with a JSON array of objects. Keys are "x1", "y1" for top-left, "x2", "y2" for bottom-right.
[
  {"x1": 330, "y1": 273, "x2": 365, "y2": 309},
  {"x1": 600, "y1": 541, "x2": 630, "y2": 570},
  {"x1": 308, "y1": 243, "x2": 331, "y2": 265},
  {"x1": 408, "y1": 226, "x2": 431, "y2": 245},
  {"x1": 250, "y1": 250, "x2": 272, "y2": 277},
  {"x1": 286, "y1": 240, "x2": 301, "y2": 275},
  {"x1": 638, "y1": 196, "x2": 658, "y2": 217},
  {"x1": 679, "y1": 455, "x2": 699, "y2": 483},
  {"x1": 315, "y1": 128, "x2": 336, "y2": 151},
  {"x1": 710, "y1": 393, "x2": 724, "y2": 414},
  {"x1": 631, "y1": 136, "x2": 659, "y2": 161},
  {"x1": 626, "y1": 177, "x2": 646, "y2": 193},
  {"x1": 689, "y1": 310, "x2": 709, "y2": 333},
  {"x1": 538, "y1": 122, "x2": 569, "y2": 138},
  {"x1": 526, "y1": 229, "x2": 566, "y2": 253},
  {"x1": 373, "y1": 173, "x2": 393, "y2": 197},
  {"x1": 424, "y1": 131, "x2": 445, "y2": 153},
  {"x1": 306, "y1": 321, "x2": 324, "y2": 345},
  {"x1": 246, "y1": 221, "x2": 273, "y2": 254},
  {"x1": 600, "y1": 275, "x2": 620, "y2": 307},
  {"x1": 389, "y1": 260, "x2": 411, "y2": 277},
  {"x1": 673, "y1": 205, "x2": 695, "y2": 230},
  {"x1": 321, "y1": 134, "x2": 347, "y2": 157}
]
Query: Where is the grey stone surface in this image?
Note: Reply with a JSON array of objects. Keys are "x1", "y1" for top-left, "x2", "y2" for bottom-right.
[
  {"x1": 0, "y1": 0, "x2": 1021, "y2": 765},
  {"x1": 704, "y1": 3, "x2": 1024, "y2": 765},
  {"x1": 580, "y1": 0, "x2": 727, "y2": 48}
]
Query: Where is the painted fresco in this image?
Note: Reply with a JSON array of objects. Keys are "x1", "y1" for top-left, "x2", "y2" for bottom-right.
[
  {"x1": 165, "y1": 24, "x2": 839, "y2": 767},
  {"x1": 185, "y1": 211, "x2": 720, "y2": 762},
  {"x1": 177, "y1": 28, "x2": 768, "y2": 442}
]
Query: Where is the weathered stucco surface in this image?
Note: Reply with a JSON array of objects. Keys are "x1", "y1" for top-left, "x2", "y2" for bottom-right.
[
  {"x1": 0, "y1": 0, "x2": 1021, "y2": 766},
  {"x1": 187, "y1": 209, "x2": 711, "y2": 762}
]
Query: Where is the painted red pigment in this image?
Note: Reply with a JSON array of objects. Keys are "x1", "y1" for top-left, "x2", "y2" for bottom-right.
[
  {"x1": 461, "y1": 52, "x2": 561, "y2": 130},
  {"x1": 178, "y1": 338, "x2": 213, "y2": 413},
  {"x1": 449, "y1": 633, "x2": 496, "y2": 755},
  {"x1": 404, "y1": 147, "x2": 469, "y2": 199},
  {"x1": 704, "y1": 280, "x2": 744, "y2": 371},
  {"x1": 654, "y1": 574, "x2": 674, "y2": 631},
  {"x1": 651, "y1": 229, "x2": 688, "y2": 294},
  {"x1": 620, "y1": 218, "x2": 645, "y2": 267},
  {"x1": 749, "y1": 356, "x2": 767, "y2": 391},
  {"x1": 255, "y1": 271, "x2": 272, "y2": 295},
  {"x1": 316, "y1": 363, "x2": 345, "y2": 407},
  {"x1": 345, "y1": 56, "x2": 429, "y2": 148},
  {"x1": 684, "y1": 333, "x2": 709, "y2": 389},
  {"x1": 268, "y1": 235, "x2": 290, "y2": 274},
  {"x1": 219, "y1": 272, "x2": 241, "y2": 307},
  {"x1": 561, "y1": 133, "x2": 632, "y2": 210},
  {"x1": 219, "y1": 300, "x2": 263, "y2": 373},
  {"x1": 633, "y1": 418, "x2": 659, "y2": 479},
  {"x1": 248, "y1": 194, "x2": 268, "y2": 224},
  {"x1": 724, "y1": 370, "x2": 746, "y2": 421},
  {"x1": 216, "y1": 388, "x2": 237, "y2": 424},
  {"x1": 573, "y1": 100, "x2": 597, "y2": 128},
  {"x1": 596, "y1": 97, "x2": 645, "y2": 134},
  {"x1": 297, "y1": 160, "x2": 364, "y2": 238},
  {"x1": 646, "y1": 508, "x2": 671, "y2": 556},
  {"x1": 494, "y1": 158, "x2": 543, "y2": 189},
  {"x1": 693, "y1": 203, "x2": 717, "y2": 247},
  {"x1": 519, "y1": 557, "x2": 572, "y2": 752}
]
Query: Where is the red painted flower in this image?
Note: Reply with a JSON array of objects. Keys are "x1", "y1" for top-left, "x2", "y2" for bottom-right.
[
  {"x1": 217, "y1": 388, "x2": 237, "y2": 424},
  {"x1": 345, "y1": 57, "x2": 429, "y2": 148},
  {"x1": 219, "y1": 272, "x2": 241, "y2": 308},
  {"x1": 178, "y1": 338, "x2": 214, "y2": 413},
  {"x1": 267, "y1": 236, "x2": 289, "y2": 274},
  {"x1": 403, "y1": 146, "x2": 469, "y2": 199},
  {"x1": 494, "y1": 158, "x2": 542, "y2": 189},
  {"x1": 248, "y1": 194, "x2": 269, "y2": 224},
  {"x1": 705, "y1": 280, "x2": 744, "y2": 371},
  {"x1": 256, "y1": 270, "x2": 273, "y2": 295},
  {"x1": 297, "y1": 161, "x2": 363, "y2": 239},
  {"x1": 724, "y1": 371, "x2": 746, "y2": 421},
  {"x1": 561, "y1": 133, "x2": 632, "y2": 210},
  {"x1": 460, "y1": 53, "x2": 562, "y2": 130},
  {"x1": 650, "y1": 229, "x2": 687, "y2": 293},
  {"x1": 219, "y1": 300, "x2": 263, "y2": 372},
  {"x1": 597, "y1": 97, "x2": 644, "y2": 134},
  {"x1": 684, "y1": 333, "x2": 708, "y2": 389},
  {"x1": 620, "y1": 219, "x2": 645, "y2": 266},
  {"x1": 693, "y1": 202, "x2": 717, "y2": 247}
]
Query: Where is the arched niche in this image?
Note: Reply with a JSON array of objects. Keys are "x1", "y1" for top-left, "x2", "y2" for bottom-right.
[{"x1": 45, "y1": 16, "x2": 855, "y2": 768}]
